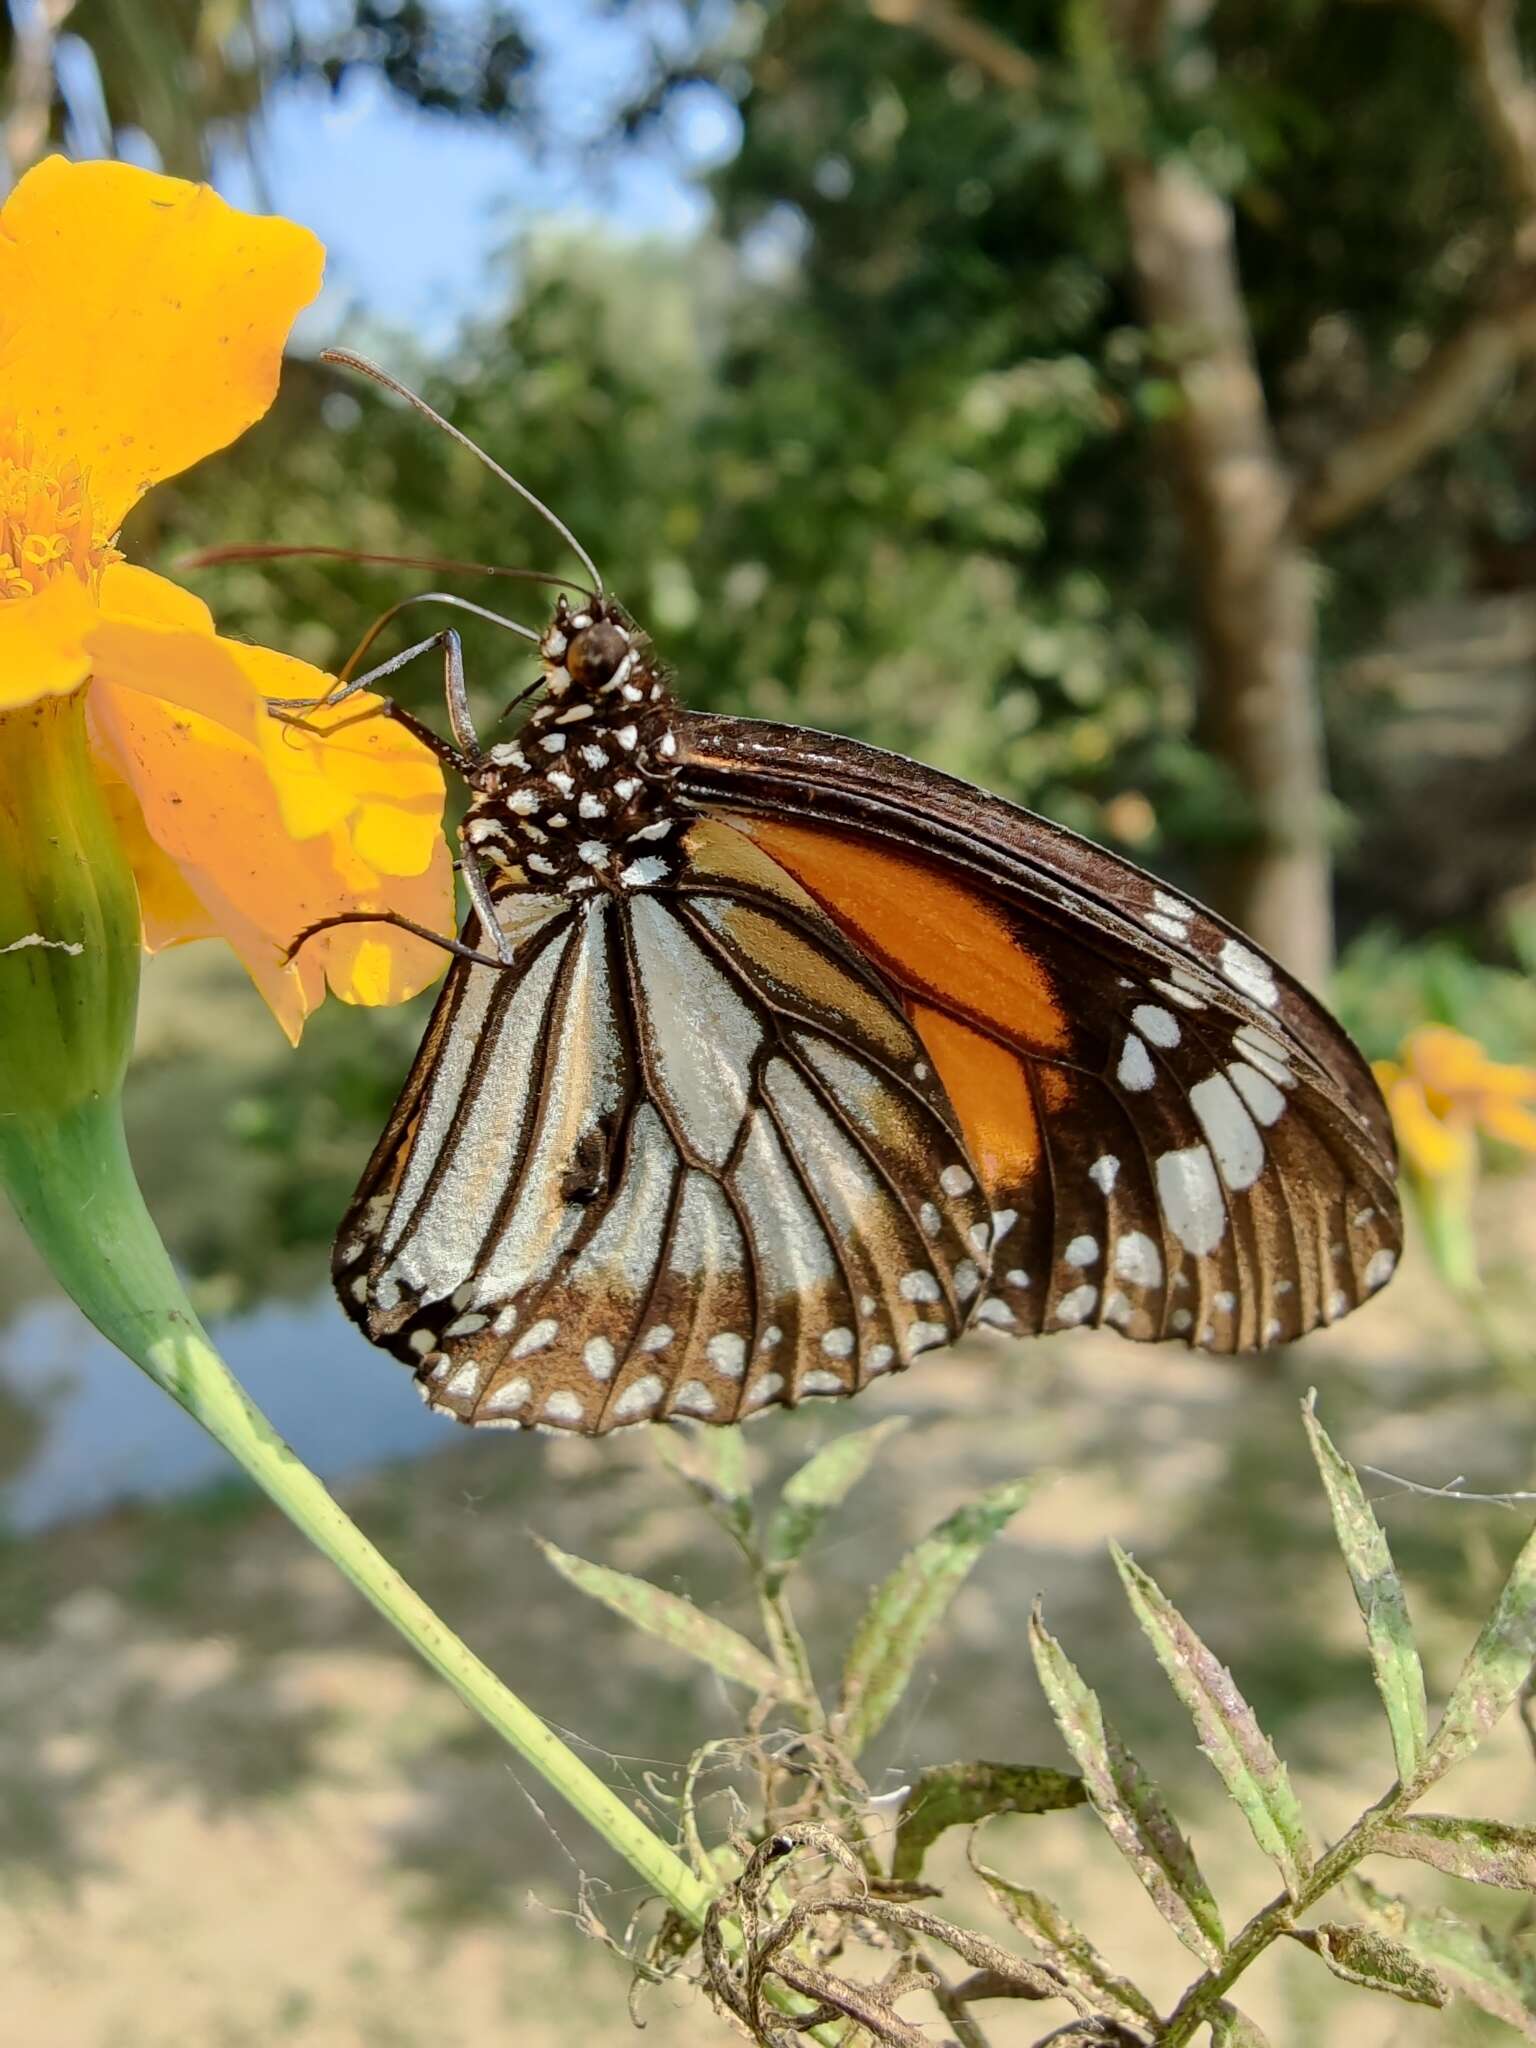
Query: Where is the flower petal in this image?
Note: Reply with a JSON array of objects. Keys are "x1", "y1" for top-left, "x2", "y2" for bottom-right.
[
  {"x1": 98, "y1": 561, "x2": 215, "y2": 635},
  {"x1": 0, "y1": 157, "x2": 323, "y2": 533},
  {"x1": 1479, "y1": 1096, "x2": 1536, "y2": 1153},
  {"x1": 1384, "y1": 1074, "x2": 1474, "y2": 1183},
  {"x1": 0, "y1": 571, "x2": 96, "y2": 706},
  {"x1": 87, "y1": 628, "x2": 453, "y2": 1040},
  {"x1": 97, "y1": 768, "x2": 220, "y2": 952}
]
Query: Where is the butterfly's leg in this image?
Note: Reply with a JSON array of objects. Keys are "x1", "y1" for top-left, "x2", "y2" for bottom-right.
[
  {"x1": 455, "y1": 826, "x2": 518, "y2": 964},
  {"x1": 283, "y1": 910, "x2": 511, "y2": 972},
  {"x1": 267, "y1": 630, "x2": 480, "y2": 769}
]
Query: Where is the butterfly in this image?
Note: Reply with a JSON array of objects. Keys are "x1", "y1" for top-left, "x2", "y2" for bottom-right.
[{"x1": 244, "y1": 352, "x2": 1401, "y2": 1436}]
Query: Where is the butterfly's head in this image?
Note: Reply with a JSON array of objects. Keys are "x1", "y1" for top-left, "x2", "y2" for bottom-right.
[{"x1": 539, "y1": 592, "x2": 643, "y2": 693}]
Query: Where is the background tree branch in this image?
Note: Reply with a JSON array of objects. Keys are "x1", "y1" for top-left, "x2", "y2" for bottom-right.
[
  {"x1": 1298, "y1": 0, "x2": 1536, "y2": 534},
  {"x1": 864, "y1": 0, "x2": 1039, "y2": 91}
]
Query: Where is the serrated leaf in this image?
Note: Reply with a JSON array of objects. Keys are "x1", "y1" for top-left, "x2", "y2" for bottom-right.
[
  {"x1": 1111, "y1": 1544, "x2": 1312, "y2": 1897},
  {"x1": 1301, "y1": 1397, "x2": 1428, "y2": 1784},
  {"x1": 974, "y1": 1857, "x2": 1157, "y2": 2026},
  {"x1": 1290, "y1": 1922, "x2": 1447, "y2": 2008},
  {"x1": 891, "y1": 1760, "x2": 1085, "y2": 1880},
  {"x1": 534, "y1": 1537, "x2": 780, "y2": 1696},
  {"x1": 1424, "y1": 1515, "x2": 1536, "y2": 1783},
  {"x1": 653, "y1": 1426, "x2": 754, "y2": 1544},
  {"x1": 1029, "y1": 1602, "x2": 1226, "y2": 1965},
  {"x1": 1349, "y1": 1874, "x2": 1536, "y2": 2038},
  {"x1": 1210, "y1": 2003, "x2": 1273, "y2": 2046},
  {"x1": 1374, "y1": 1813, "x2": 1536, "y2": 1892},
  {"x1": 764, "y1": 1418, "x2": 908, "y2": 1586},
  {"x1": 836, "y1": 1477, "x2": 1033, "y2": 1756}
]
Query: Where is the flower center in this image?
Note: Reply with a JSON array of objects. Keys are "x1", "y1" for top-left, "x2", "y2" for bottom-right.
[{"x1": 0, "y1": 421, "x2": 116, "y2": 603}]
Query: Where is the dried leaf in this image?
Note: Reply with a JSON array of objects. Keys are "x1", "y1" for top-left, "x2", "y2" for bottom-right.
[
  {"x1": 1374, "y1": 1812, "x2": 1536, "y2": 1891},
  {"x1": 974, "y1": 1857, "x2": 1157, "y2": 2027},
  {"x1": 1301, "y1": 1396, "x2": 1428, "y2": 1784},
  {"x1": 837, "y1": 1477, "x2": 1033, "y2": 1756},
  {"x1": 1111, "y1": 1544, "x2": 1312, "y2": 1897},
  {"x1": 891, "y1": 1760, "x2": 1086, "y2": 1880},
  {"x1": 1029, "y1": 1602, "x2": 1226, "y2": 1965},
  {"x1": 764, "y1": 1418, "x2": 908, "y2": 1585},
  {"x1": 1349, "y1": 1874, "x2": 1536, "y2": 2038},
  {"x1": 534, "y1": 1537, "x2": 780, "y2": 1696},
  {"x1": 1289, "y1": 1921, "x2": 1447, "y2": 2008},
  {"x1": 1209, "y1": 2003, "x2": 1273, "y2": 2046},
  {"x1": 1424, "y1": 1515, "x2": 1536, "y2": 1783}
]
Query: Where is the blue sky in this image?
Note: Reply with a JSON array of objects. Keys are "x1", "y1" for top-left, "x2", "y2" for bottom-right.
[{"x1": 223, "y1": 0, "x2": 740, "y2": 348}]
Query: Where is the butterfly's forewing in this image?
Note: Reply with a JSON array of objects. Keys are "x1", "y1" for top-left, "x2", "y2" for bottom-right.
[
  {"x1": 333, "y1": 820, "x2": 991, "y2": 1432},
  {"x1": 675, "y1": 714, "x2": 1400, "y2": 1354}
]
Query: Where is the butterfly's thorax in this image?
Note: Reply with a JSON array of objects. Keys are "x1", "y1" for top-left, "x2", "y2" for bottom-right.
[{"x1": 462, "y1": 596, "x2": 686, "y2": 901}]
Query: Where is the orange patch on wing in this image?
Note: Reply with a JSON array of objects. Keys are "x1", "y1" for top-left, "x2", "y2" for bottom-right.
[
  {"x1": 910, "y1": 1003, "x2": 1041, "y2": 1192},
  {"x1": 742, "y1": 815, "x2": 1071, "y2": 1057}
]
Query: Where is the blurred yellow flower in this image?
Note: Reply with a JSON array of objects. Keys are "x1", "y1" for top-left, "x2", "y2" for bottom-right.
[
  {"x1": 1373, "y1": 1025, "x2": 1536, "y2": 1179},
  {"x1": 1373, "y1": 1024, "x2": 1536, "y2": 1295},
  {"x1": 0, "y1": 156, "x2": 453, "y2": 1040}
]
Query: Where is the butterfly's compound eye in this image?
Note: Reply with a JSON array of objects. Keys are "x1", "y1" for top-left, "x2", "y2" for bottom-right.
[{"x1": 566, "y1": 620, "x2": 629, "y2": 687}]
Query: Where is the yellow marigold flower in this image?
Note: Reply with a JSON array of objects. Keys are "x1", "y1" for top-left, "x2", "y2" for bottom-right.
[
  {"x1": 0, "y1": 156, "x2": 453, "y2": 1041},
  {"x1": 1373, "y1": 1024, "x2": 1536, "y2": 1295},
  {"x1": 1374, "y1": 1025, "x2": 1536, "y2": 1178}
]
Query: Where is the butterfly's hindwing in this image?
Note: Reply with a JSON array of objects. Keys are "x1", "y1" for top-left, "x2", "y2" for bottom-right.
[{"x1": 334, "y1": 826, "x2": 990, "y2": 1431}]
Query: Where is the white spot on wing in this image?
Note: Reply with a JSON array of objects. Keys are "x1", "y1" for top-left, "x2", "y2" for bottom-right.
[
  {"x1": 1132, "y1": 1004, "x2": 1181, "y2": 1048},
  {"x1": 614, "y1": 1374, "x2": 664, "y2": 1419},
  {"x1": 1055, "y1": 1284, "x2": 1098, "y2": 1327},
  {"x1": 1155, "y1": 1145, "x2": 1226, "y2": 1255},
  {"x1": 940, "y1": 1164, "x2": 974, "y2": 1197},
  {"x1": 707, "y1": 1333, "x2": 747, "y2": 1377},
  {"x1": 1364, "y1": 1248, "x2": 1396, "y2": 1290},
  {"x1": 1117, "y1": 1033, "x2": 1156, "y2": 1092},
  {"x1": 1189, "y1": 1073, "x2": 1265, "y2": 1191},
  {"x1": 1114, "y1": 1232, "x2": 1163, "y2": 1287},
  {"x1": 583, "y1": 1337, "x2": 616, "y2": 1381},
  {"x1": 1089, "y1": 1155, "x2": 1119, "y2": 1195},
  {"x1": 1063, "y1": 1235, "x2": 1099, "y2": 1267},
  {"x1": 1220, "y1": 940, "x2": 1278, "y2": 1008},
  {"x1": 1228, "y1": 1061, "x2": 1286, "y2": 1127}
]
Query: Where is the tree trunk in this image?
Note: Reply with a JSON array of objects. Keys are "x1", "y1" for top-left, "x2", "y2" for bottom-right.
[{"x1": 1118, "y1": 157, "x2": 1332, "y2": 989}]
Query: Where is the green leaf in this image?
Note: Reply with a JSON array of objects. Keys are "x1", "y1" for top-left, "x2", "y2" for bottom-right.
[
  {"x1": 1301, "y1": 1396, "x2": 1428, "y2": 1784},
  {"x1": 1349, "y1": 1875, "x2": 1536, "y2": 2038},
  {"x1": 764, "y1": 1417, "x2": 908, "y2": 1586},
  {"x1": 974, "y1": 1856, "x2": 1158, "y2": 2027},
  {"x1": 534, "y1": 1537, "x2": 781, "y2": 1696},
  {"x1": 891, "y1": 1760, "x2": 1085, "y2": 1880},
  {"x1": 1374, "y1": 1813, "x2": 1536, "y2": 1892},
  {"x1": 1210, "y1": 2003, "x2": 1273, "y2": 2047},
  {"x1": 652, "y1": 1426, "x2": 754, "y2": 1545},
  {"x1": 1289, "y1": 1922, "x2": 1446, "y2": 2008},
  {"x1": 836, "y1": 1476, "x2": 1033, "y2": 1756},
  {"x1": 1029, "y1": 1602, "x2": 1226, "y2": 1965},
  {"x1": 1111, "y1": 1544, "x2": 1312, "y2": 1897},
  {"x1": 1424, "y1": 1515, "x2": 1536, "y2": 1783}
]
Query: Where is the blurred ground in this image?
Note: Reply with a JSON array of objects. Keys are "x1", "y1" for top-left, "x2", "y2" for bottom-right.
[{"x1": 3, "y1": 1175, "x2": 1535, "y2": 2048}]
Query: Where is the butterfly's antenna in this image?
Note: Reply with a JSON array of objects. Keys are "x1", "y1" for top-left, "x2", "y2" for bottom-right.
[
  {"x1": 321, "y1": 348, "x2": 605, "y2": 598},
  {"x1": 178, "y1": 542, "x2": 595, "y2": 602}
]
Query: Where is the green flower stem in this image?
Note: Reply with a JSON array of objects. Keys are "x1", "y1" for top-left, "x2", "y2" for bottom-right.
[{"x1": 1, "y1": 1093, "x2": 713, "y2": 1930}]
